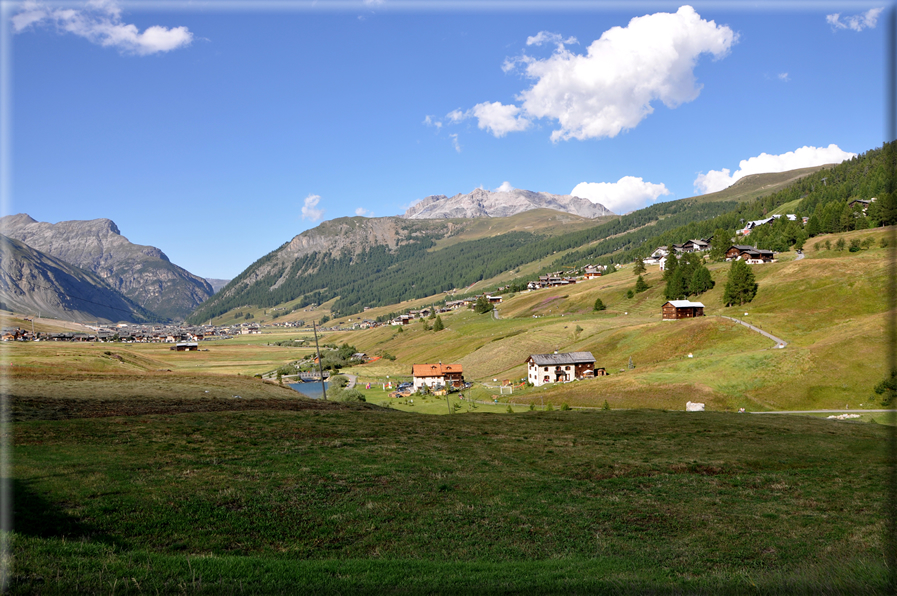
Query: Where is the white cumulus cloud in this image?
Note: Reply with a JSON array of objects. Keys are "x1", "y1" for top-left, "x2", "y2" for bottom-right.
[
  {"x1": 11, "y1": 0, "x2": 193, "y2": 55},
  {"x1": 694, "y1": 144, "x2": 857, "y2": 195},
  {"x1": 447, "y1": 6, "x2": 736, "y2": 142},
  {"x1": 570, "y1": 176, "x2": 671, "y2": 214},
  {"x1": 302, "y1": 194, "x2": 325, "y2": 221},
  {"x1": 827, "y1": 8, "x2": 884, "y2": 32},
  {"x1": 494, "y1": 181, "x2": 515, "y2": 193},
  {"x1": 355, "y1": 207, "x2": 372, "y2": 217}
]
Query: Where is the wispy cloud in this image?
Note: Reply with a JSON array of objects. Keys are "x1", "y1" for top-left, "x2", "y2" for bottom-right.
[
  {"x1": 778, "y1": 72, "x2": 790, "y2": 82},
  {"x1": 302, "y1": 194, "x2": 325, "y2": 221},
  {"x1": 827, "y1": 8, "x2": 884, "y2": 32},
  {"x1": 355, "y1": 207, "x2": 372, "y2": 217},
  {"x1": 694, "y1": 144, "x2": 857, "y2": 195},
  {"x1": 449, "y1": 133, "x2": 461, "y2": 153},
  {"x1": 11, "y1": 0, "x2": 194, "y2": 56}
]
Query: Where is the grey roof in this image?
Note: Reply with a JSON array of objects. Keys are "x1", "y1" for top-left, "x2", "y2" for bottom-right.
[{"x1": 528, "y1": 352, "x2": 596, "y2": 366}]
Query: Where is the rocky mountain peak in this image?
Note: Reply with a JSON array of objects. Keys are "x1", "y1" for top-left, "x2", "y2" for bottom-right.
[{"x1": 403, "y1": 187, "x2": 613, "y2": 220}]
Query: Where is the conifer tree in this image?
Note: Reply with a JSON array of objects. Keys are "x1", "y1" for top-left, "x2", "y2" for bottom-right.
[
  {"x1": 689, "y1": 266, "x2": 714, "y2": 296},
  {"x1": 662, "y1": 250, "x2": 678, "y2": 280},
  {"x1": 433, "y1": 315, "x2": 444, "y2": 331},
  {"x1": 594, "y1": 297, "x2": 606, "y2": 311},
  {"x1": 635, "y1": 275, "x2": 649, "y2": 293},
  {"x1": 806, "y1": 214, "x2": 820, "y2": 237},
  {"x1": 633, "y1": 258, "x2": 646, "y2": 275},
  {"x1": 708, "y1": 229, "x2": 730, "y2": 261},
  {"x1": 723, "y1": 259, "x2": 758, "y2": 306},
  {"x1": 664, "y1": 269, "x2": 687, "y2": 300}
]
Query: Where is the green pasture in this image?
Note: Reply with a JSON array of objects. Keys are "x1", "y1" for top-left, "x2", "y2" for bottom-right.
[{"x1": 10, "y1": 407, "x2": 891, "y2": 593}]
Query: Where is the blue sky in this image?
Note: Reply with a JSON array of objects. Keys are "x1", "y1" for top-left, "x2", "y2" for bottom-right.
[{"x1": 4, "y1": 1, "x2": 890, "y2": 279}]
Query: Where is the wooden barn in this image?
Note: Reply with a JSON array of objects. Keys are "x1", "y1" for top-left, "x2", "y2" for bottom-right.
[{"x1": 661, "y1": 300, "x2": 705, "y2": 320}]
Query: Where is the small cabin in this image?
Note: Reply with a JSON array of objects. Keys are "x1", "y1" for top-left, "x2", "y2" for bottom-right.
[{"x1": 662, "y1": 300, "x2": 705, "y2": 320}]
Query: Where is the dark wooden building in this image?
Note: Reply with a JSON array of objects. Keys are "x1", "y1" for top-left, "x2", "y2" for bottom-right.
[{"x1": 662, "y1": 300, "x2": 705, "y2": 320}]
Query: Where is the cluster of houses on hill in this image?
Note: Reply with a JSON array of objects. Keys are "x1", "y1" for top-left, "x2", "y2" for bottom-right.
[
  {"x1": 525, "y1": 265, "x2": 608, "y2": 290},
  {"x1": 645, "y1": 238, "x2": 777, "y2": 268}
]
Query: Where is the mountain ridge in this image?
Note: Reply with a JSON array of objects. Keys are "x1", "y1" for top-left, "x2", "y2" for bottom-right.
[
  {"x1": 0, "y1": 214, "x2": 212, "y2": 320},
  {"x1": 0, "y1": 234, "x2": 156, "y2": 323},
  {"x1": 403, "y1": 187, "x2": 614, "y2": 219}
]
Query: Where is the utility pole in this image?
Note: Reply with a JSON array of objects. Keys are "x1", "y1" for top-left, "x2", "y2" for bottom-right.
[{"x1": 313, "y1": 321, "x2": 327, "y2": 400}]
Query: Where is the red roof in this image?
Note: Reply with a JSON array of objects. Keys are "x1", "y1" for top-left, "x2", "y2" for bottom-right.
[{"x1": 412, "y1": 363, "x2": 463, "y2": 377}]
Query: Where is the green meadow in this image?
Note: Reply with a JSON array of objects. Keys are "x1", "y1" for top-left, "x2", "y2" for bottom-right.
[{"x1": 10, "y1": 406, "x2": 893, "y2": 594}]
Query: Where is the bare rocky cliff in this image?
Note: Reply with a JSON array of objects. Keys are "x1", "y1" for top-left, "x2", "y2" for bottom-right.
[
  {"x1": 0, "y1": 214, "x2": 213, "y2": 320},
  {"x1": 403, "y1": 188, "x2": 614, "y2": 219},
  {"x1": 0, "y1": 234, "x2": 154, "y2": 323}
]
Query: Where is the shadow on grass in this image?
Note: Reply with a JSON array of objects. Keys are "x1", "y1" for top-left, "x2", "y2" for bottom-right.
[{"x1": 7, "y1": 478, "x2": 119, "y2": 546}]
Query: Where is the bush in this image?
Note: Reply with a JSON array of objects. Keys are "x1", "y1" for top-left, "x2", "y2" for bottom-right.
[
  {"x1": 561, "y1": 403, "x2": 571, "y2": 411},
  {"x1": 880, "y1": 238, "x2": 890, "y2": 248},
  {"x1": 602, "y1": 400, "x2": 611, "y2": 411},
  {"x1": 329, "y1": 375, "x2": 349, "y2": 389},
  {"x1": 594, "y1": 297, "x2": 606, "y2": 311},
  {"x1": 626, "y1": 289, "x2": 634, "y2": 299},
  {"x1": 336, "y1": 389, "x2": 366, "y2": 403},
  {"x1": 546, "y1": 403, "x2": 554, "y2": 411},
  {"x1": 506, "y1": 405, "x2": 513, "y2": 413}
]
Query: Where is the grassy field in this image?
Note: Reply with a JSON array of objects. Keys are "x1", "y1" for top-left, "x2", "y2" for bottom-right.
[{"x1": 9, "y1": 404, "x2": 892, "y2": 594}]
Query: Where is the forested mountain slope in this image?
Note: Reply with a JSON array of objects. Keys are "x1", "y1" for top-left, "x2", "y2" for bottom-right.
[{"x1": 187, "y1": 147, "x2": 890, "y2": 324}]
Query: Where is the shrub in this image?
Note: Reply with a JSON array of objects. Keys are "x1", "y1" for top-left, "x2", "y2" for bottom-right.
[
  {"x1": 626, "y1": 289, "x2": 634, "y2": 299},
  {"x1": 336, "y1": 389, "x2": 366, "y2": 403},
  {"x1": 546, "y1": 403, "x2": 554, "y2": 411},
  {"x1": 880, "y1": 238, "x2": 890, "y2": 248},
  {"x1": 594, "y1": 297, "x2": 606, "y2": 311},
  {"x1": 602, "y1": 400, "x2": 611, "y2": 411},
  {"x1": 561, "y1": 403, "x2": 571, "y2": 411}
]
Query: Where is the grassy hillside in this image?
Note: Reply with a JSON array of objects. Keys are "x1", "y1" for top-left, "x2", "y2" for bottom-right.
[{"x1": 319, "y1": 227, "x2": 890, "y2": 413}]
